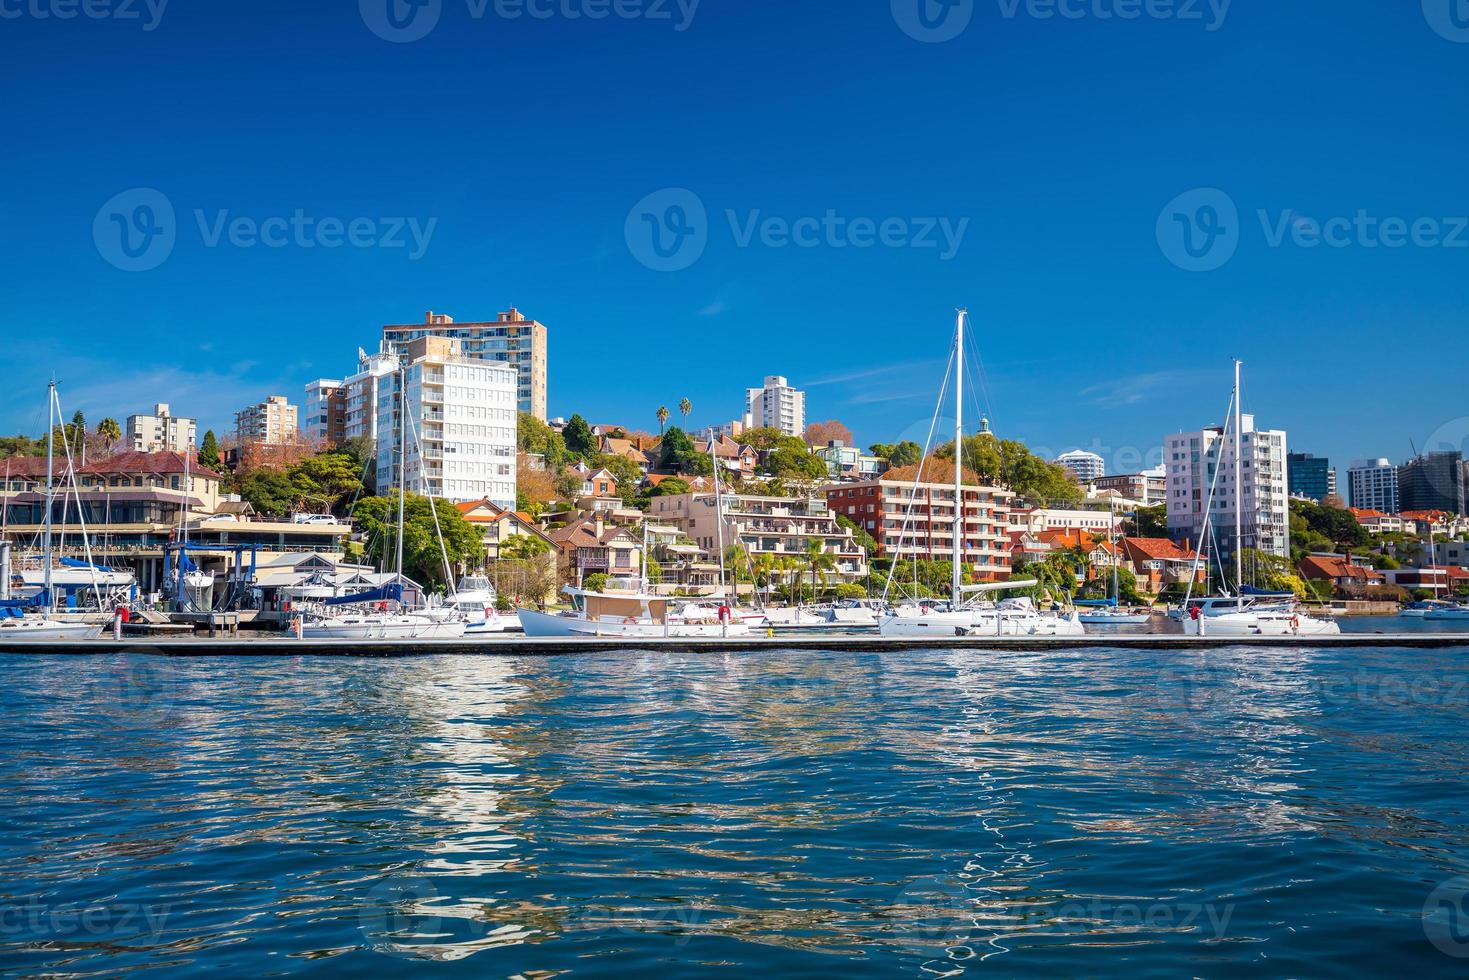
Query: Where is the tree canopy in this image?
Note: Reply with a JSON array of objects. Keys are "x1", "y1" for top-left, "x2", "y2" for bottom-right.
[
  {"x1": 563, "y1": 414, "x2": 597, "y2": 457},
  {"x1": 354, "y1": 493, "x2": 485, "y2": 591},
  {"x1": 766, "y1": 436, "x2": 828, "y2": 481},
  {"x1": 870, "y1": 441, "x2": 923, "y2": 468},
  {"x1": 938, "y1": 434, "x2": 1083, "y2": 504}
]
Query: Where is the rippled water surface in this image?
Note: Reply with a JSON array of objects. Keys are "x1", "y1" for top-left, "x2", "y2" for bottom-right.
[{"x1": 3, "y1": 646, "x2": 1469, "y2": 977}]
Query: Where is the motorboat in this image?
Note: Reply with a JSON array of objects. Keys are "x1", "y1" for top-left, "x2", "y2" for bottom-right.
[
  {"x1": 443, "y1": 575, "x2": 511, "y2": 634},
  {"x1": 518, "y1": 585, "x2": 750, "y2": 638},
  {"x1": 1076, "y1": 603, "x2": 1153, "y2": 626},
  {"x1": 1424, "y1": 602, "x2": 1469, "y2": 621},
  {"x1": 1400, "y1": 600, "x2": 1454, "y2": 618}
]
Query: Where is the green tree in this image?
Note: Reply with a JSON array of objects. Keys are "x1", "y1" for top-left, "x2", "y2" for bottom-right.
[
  {"x1": 501, "y1": 533, "x2": 551, "y2": 561},
  {"x1": 657, "y1": 427, "x2": 713, "y2": 476},
  {"x1": 649, "y1": 477, "x2": 692, "y2": 498},
  {"x1": 1130, "y1": 504, "x2": 1168, "y2": 538},
  {"x1": 518, "y1": 412, "x2": 571, "y2": 469},
  {"x1": 940, "y1": 434, "x2": 1082, "y2": 504},
  {"x1": 563, "y1": 414, "x2": 597, "y2": 458},
  {"x1": 582, "y1": 572, "x2": 611, "y2": 593},
  {"x1": 742, "y1": 427, "x2": 786, "y2": 451},
  {"x1": 237, "y1": 468, "x2": 300, "y2": 516},
  {"x1": 198, "y1": 429, "x2": 222, "y2": 471},
  {"x1": 835, "y1": 513, "x2": 877, "y2": 556},
  {"x1": 766, "y1": 436, "x2": 827, "y2": 482},
  {"x1": 870, "y1": 441, "x2": 922, "y2": 468},
  {"x1": 97, "y1": 417, "x2": 122, "y2": 452},
  {"x1": 656, "y1": 406, "x2": 670, "y2": 435},
  {"x1": 801, "y1": 538, "x2": 837, "y2": 602},
  {"x1": 292, "y1": 452, "x2": 365, "y2": 513},
  {"x1": 678, "y1": 397, "x2": 692, "y2": 431},
  {"x1": 354, "y1": 493, "x2": 486, "y2": 591},
  {"x1": 1080, "y1": 565, "x2": 1144, "y2": 604}
]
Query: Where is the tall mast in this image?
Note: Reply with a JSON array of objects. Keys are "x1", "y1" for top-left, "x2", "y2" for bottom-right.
[
  {"x1": 952, "y1": 309, "x2": 966, "y2": 606},
  {"x1": 395, "y1": 363, "x2": 407, "y2": 584},
  {"x1": 711, "y1": 432, "x2": 728, "y2": 598},
  {"x1": 1233, "y1": 359, "x2": 1244, "y2": 612},
  {"x1": 43, "y1": 382, "x2": 56, "y2": 610}
]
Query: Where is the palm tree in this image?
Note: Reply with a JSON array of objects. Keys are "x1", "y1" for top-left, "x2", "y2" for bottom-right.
[
  {"x1": 96, "y1": 417, "x2": 122, "y2": 459},
  {"x1": 725, "y1": 542, "x2": 750, "y2": 602},
  {"x1": 656, "y1": 406, "x2": 670, "y2": 436},
  {"x1": 678, "y1": 397, "x2": 692, "y2": 432},
  {"x1": 803, "y1": 538, "x2": 837, "y2": 604}
]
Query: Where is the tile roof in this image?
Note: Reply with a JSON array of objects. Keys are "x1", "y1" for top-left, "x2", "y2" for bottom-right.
[
  {"x1": 1121, "y1": 537, "x2": 1199, "y2": 563},
  {"x1": 1299, "y1": 554, "x2": 1383, "y2": 582},
  {"x1": 2, "y1": 450, "x2": 224, "y2": 482}
]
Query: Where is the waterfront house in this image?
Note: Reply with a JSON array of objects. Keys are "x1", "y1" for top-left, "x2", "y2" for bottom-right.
[
  {"x1": 454, "y1": 499, "x2": 556, "y2": 561},
  {"x1": 547, "y1": 515, "x2": 642, "y2": 586},
  {"x1": 1298, "y1": 553, "x2": 1387, "y2": 594},
  {"x1": 1117, "y1": 537, "x2": 1206, "y2": 594}
]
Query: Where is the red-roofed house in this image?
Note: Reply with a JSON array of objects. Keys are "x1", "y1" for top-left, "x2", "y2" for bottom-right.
[
  {"x1": 455, "y1": 499, "x2": 556, "y2": 561},
  {"x1": 1298, "y1": 553, "x2": 1386, "y2": 592},
  {"x1": 547, "y1": 514, "x2": 643, "y2": 586},
  {"x1": 1119, "y1": 537, "x2": 1206, "y2": 593},
  {"x1": 1348, "y1": 508, "x2": 1406, "y2": 535}
]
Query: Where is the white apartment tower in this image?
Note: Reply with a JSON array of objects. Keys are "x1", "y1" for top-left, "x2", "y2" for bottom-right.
[
  {"x1": 743, "y1": 375, "x2": 806, "y2": 437},
  {"x1": 1055, "y1": 449, "x2": 1105, "y2": 483},
  {"x1": 375, "y1": 337, "x2": 517, "y2": 507},
  {"x1": 1348, "y1": 458, "x2": 1400, "y2": 513},
  {"x1": 235, "y1": 396, "x2": 299, "y2": 446},
  {"x1": 127, "y1": 403, "x2": 197, "y2": 454},
  {"x1": 342, "y1": 347, "x2": 401, "y2": 443},
  {"x1": 1165, "y1": 414, "x2": 1290, "y2": 560}
]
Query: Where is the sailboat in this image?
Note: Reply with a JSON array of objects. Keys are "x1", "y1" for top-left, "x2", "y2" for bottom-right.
[
  {"x1": 1077, "y1": 500, "x2": 1151, "y2": 625},
  {"x1": 518, "y1": 419, "x2": 751, "y2": 638},
  {"x1": 1181, "y1": 361, "x2": 1338, "y2": 637},
  {"x1": 877, "y1": 310, "x2": 1085, "y2": 638},
  {"x1": 0, "y1": 383, "x2": 103, "y2": 642},
  {"x1": 299, "y1": 364, "x2": 464, "y2": 640}
]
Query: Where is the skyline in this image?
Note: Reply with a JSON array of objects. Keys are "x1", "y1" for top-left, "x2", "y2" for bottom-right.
[{"x1": 3, "y1": 1, "x2": 1467, "y2": 472}]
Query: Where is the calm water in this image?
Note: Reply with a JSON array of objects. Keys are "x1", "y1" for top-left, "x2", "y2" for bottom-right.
[{"x1": 3, "y1": 646, "x2": 1469, "y2": 977}]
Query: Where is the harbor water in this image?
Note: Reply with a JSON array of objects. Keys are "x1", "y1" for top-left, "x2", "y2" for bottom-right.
[{"x1": 2, "y1": 644, "x2": 1468, "y2": 976}]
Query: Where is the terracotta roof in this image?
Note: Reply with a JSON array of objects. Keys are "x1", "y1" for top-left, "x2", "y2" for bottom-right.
[
  {"x1": 547, "y1": 516, "x2": 638, "y2": 548},
  {"x1": 1349, "y1": 508, "x2": 1389, "y2": 519},
  {"x1": 1300, "y1": 554, "x2": 1383, "y2": 582},
  {"x1": 1121, "y1": 537, "x2": 1199, "y2": 563},
  {"x1": 1037, "y1": 529, "x2": 1102, "y2": 551},
  {"x1": 882, "y1": 455, "x2": 985, "y2": 486},
  {"x1": 1401, "y1": 510, "x2": 1450, "y2": 521}
]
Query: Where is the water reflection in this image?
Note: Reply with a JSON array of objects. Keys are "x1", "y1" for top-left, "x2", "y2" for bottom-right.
[{"x1": 2, "y1": 647, "x2": 1467, "y2": 977}]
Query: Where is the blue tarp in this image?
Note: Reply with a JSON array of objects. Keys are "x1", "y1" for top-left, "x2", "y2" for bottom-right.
[
  {"x1": 1240, "y1": 587, "x2": 1294, "y2": 597},
  {"x1": 324, "y1": 583, "x2": 404, "y2": 607},
  {"x1": 1074, "y1": 598, "x2": 1119, "y2": 607}
]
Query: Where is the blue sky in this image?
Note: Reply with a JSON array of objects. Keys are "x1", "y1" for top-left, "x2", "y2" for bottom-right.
[{"x1": 3, "y1": 0, "x2": 1467, "y2": 474}]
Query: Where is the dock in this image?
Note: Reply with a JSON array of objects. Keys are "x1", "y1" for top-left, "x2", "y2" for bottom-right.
[{"x1": 3, "y1": 632, "x2": 1468, "y2": 656}]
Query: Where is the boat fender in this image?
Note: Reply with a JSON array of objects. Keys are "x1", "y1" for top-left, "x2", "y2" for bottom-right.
[{"x1": 623, "y1": 616, "x2": 638, "y2": 625}]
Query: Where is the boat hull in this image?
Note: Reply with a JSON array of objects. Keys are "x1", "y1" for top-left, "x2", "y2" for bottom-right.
[
  {"x1": 1183, "y1": 612, "x2": 1340, "y2": 636},
  {"x1": 518, "y1": 609, "x2": 751, "y2": 638},
  {"x1": 0, "y1": 620, "x2": 102, "y2": 642},
  {"x1": 879, "y1": 610, "x2": 1086, "y2": 638},
  {"x1": 301, "y1": 617, "x2": 466, "y2": 640}
]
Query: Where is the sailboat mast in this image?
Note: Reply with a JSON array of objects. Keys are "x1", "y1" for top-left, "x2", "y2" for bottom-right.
[
  {"x1": 43, "y1": 382, "x2": 55, "y2": 610},
  {"x1": 395, "y1": 363, "x2": 407, "y2": 585},
  {"x1": 711, "y1": 433, "x2": 728, "y2": 597},
  {"x1": 1233, "y1": 358, "x2": 1244, "y2": 612},
  {"x1": 952, "y1": 309, "x2": 965, "y2": 606}
]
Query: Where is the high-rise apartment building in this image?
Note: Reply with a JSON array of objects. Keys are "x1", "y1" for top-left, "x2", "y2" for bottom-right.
[
  {"x1": 1348, "y1": 458, "x2": 1399, "y2": 513},
  {"x1": 1055, "y1": 449, "x2": 1105, "y2": 483},
  {"x1": 1165, "y1": 415, "x2": 1290, "y2": 559},
  {"x1": 375, "y1": 337, "x2": 517, "y2": 506},
  {"x1": 302, "y1": 380, "x2": 347, "y2": 446},
  {"x1": 235, "y1": 396, "x2": 299, "y2": 447},
  {"x1": 382, "y1": 309, "x2": 548, "y2": 421},
  {"x1": 126, "y1": 403, "x2": 197, "y2": 453},
  {"x1": 1287, "y1": 452, "x2": 1332, "y2": 502},
  {"x1": 1399, "y1": 451, "x2": 1468, "y2": 515},
  {"x1": 743, "y1": 375, "x2": 805, "y2": 437},
  {"x1": 341, "y1": 347, "x2": 400, "y2": 443}
]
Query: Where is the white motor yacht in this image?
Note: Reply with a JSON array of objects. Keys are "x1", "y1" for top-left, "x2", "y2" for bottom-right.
[{"x1": 519, "y1": 585, "x2": 750, "y2": 638}]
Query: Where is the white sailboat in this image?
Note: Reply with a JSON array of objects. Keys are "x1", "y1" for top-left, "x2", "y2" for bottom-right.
[
  {"x1": 878, "y1": 309, "x2": 1085, "y2": 639},
  {"x1": 300, "y1": 364, "x2": 464, "y2": 641},
  {"x1": 1, "y1": 383, "x2": 103, "y2": 642},
  {"x1": 1078, "y1": 499, "x2": 1151, "y2": 625},
  {"x1": 1181, "y1": 360, "x2": 1338, "y2": 637}
]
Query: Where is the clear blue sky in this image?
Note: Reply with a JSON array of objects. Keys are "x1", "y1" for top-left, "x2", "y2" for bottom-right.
[{"x1": 3, "y1": 0, "x2": 1467, "y2": 474}]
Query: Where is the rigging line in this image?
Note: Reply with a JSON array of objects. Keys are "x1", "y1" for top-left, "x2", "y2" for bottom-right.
[
  {"x1": 404, "y1": 407, "x2": 456, "y2": 595},
  {"x1": 963, "y1": 320, "x2": 997, "y2": 433},
  {"x1": 1181, "y1": 382, "x2": 1238, "y2": 606},
  {"x1": 880, "y1": 336, "x2": 956, "y2": 604}
]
